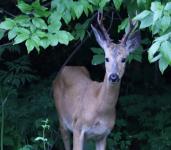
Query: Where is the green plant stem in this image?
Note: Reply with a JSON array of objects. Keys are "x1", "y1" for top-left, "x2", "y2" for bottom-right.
[
  {"x1": 1, "y1": 98, "x2": 7, "y2": 150},
  {"x1": 43, "y1": 128, "x2": 46, "y2": 150}
]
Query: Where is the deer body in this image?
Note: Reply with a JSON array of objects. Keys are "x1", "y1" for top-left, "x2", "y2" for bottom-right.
[
  {"x1": 53, "y1": 12, "x2": 141, "y2": 150},
  {"x1": 53, "y1": 66, "x2": 120, "y2": 136}
]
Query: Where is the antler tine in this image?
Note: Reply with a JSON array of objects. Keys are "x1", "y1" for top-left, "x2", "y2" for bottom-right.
[
  {"x1": 96, "y1": 11, "x2": 112, "y2": 43},
  {"x1": 97, "y1": 11, "x2": 103, "y2": 24},
  {"x1": 121, "y1": 18, "x2": 138, "y2": 45}
]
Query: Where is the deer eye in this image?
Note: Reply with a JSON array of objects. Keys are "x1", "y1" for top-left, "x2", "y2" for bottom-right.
[
  {"x1": 105, "y1": 58, "x2": 109, "y2": 62},
  {"x1": 121, "y1": 58, "x2": 126, "y2": 63}
]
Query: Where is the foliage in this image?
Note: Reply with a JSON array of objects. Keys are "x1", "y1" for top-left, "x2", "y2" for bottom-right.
[
  {"x1": 34, "y1": 119, "x2": 51, "y2": 150},
  {"x1": 0, "y1": 0, "x2": 171, "y2": 73},
  {"x1": 133, "y1": 1, "x2": 171, "y2": 73},
  {"x1": 107, "y1": 92, "x2": 171, "y2": 150},
  {"x1": 0, "y1": 0, "x2": 109, "y2": 52}
]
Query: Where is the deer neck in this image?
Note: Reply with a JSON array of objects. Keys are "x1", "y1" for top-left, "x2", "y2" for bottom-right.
[{"x1": 98, "y1": 74, "x2": 121, "y2": 109}]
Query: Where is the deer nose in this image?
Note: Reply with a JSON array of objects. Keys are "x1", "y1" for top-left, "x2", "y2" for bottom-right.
[{"x1": 109, "y1": 74, "x2": 119, "y2": 83}]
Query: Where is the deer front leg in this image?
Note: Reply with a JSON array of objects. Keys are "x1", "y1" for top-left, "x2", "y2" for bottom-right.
[
  {"x1": 73, "y1": 129, "x2": 85, "y2": 150},
  {"x1": 60, "y1": 125, "x2": 71, "y2": 150},
  {"x1": 96, "y1": 136, "x2": 107, "y2": 150}
]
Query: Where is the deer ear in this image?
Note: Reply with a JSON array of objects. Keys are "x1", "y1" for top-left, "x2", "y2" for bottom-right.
[
  {"x1": 91, "y1": 24, "x2": 110, "y2": 50},
  {"x1": 125, "y1": 30, "x2": 141, "y2": 54}
]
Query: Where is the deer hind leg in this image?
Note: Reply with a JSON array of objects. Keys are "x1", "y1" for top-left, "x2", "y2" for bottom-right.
[
  {"x1": 96, "y1": 136, "x2": 107, "y2": 150},
  {"x1": 60, "y1": 125, "x2": 71, "y2": 150}
]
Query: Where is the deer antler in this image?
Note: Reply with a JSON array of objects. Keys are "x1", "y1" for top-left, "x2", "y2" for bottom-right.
[
  {"x1": 95, "y1": 11, "x2": 112, "y2": 43},
  {"x1": 121, "y1": 18, "x2": 139, "y2": 45}
]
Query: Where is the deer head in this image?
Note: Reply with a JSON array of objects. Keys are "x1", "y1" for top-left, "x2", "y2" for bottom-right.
[{"x1": 91, "y1": 12, "x2": 141, "y2": 84}]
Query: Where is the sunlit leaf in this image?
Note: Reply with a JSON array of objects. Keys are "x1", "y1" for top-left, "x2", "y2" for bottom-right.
[
  {"x1": 14, "y1": 33, "x2": 29, "y2": 44},
  {"x1": 73, "y1": 2, "x2": 84, "y2": 19},
  {"x1": 56, "y1": 30, "x2": 74, "y2": 45},
  {"x1": 25, "y1": 39, "x2": 35, "y2": 53},
  {"x1": 160, "y1": 41, "x2": 171, "y2": 64},
  {"x1": 17, "y1": 1, "x2": 32, "y2": 14},
  {"x1": 32, "y1": 18, "x2": 47, "y2": 29},
  {"x1": 0, "y1": 18, "x2": 15, "y2": 30},
  {"x1": 148, "y1": 42, "x2": 161, "y2": 62},
  {"x1": 113, "y1": 0, "x2": 123, "y2": 10},
  {"x1": 159, "y1": 56, "x2": 168, "y2": 74},
  {"x1": 139, "y1": 13, "x2": 153, "y2": 29},
  {"x1": 164, "y1": 2, "x2": 171, "y2": 11},
  {"x1": 134, "y1": 10, "x2": 151, "y2": 20},
  {"x1": 161, "y1": 15, "x2": 171, "y2": 33}
]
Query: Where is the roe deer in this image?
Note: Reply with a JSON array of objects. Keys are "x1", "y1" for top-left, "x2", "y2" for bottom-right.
[{"x1": 53, "y1": 12, "x2": 141, "y2": 150}]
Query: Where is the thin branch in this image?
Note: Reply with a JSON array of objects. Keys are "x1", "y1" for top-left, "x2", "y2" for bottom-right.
[
  {"x1": 0, "y1": 42, "x2": 13, "y2": 47},
  {"x1": 107, "y1": 11, "x2": 114, "y2": 32},
  {"x1": 105, "y1": 15, "x2": 121, "y2": 20},
  {"x1": 56, "y1": 12, "x2": 98, "y2": 76},
  {"x1": 115, "y1": 10, "x2": 122, "y2": 21},
  {"x1": 57, "y1": 30, "x2": 93, "y2": 76},
  {"x1": 0, "y1": 8, "x2": 16, "y2": 18},
  {"x1": 43, "y1": 2, "x2": 51, "y2": 7}
]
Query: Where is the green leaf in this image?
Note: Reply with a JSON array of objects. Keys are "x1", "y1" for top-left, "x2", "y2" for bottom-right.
[
  {"x1": 118, "y1": 18, "x2": 128, "y2": 33},
  {"x1": 39, "y1": 38, "x2": 50, "y2": 49},
  {"x1": 151, "y1": 2, "x2": 163, "y2": 12},
  {"x1": 36, "y1": 30, "x2": 47, "y2": 38},
  {"x1": 31, "y1": 34, "x2": 40, "y2": 45},
  {"x1": 34, "y1": 137, "x2": 47, "y2": 142},
  {"x1": 14, "y1": 15, "x2": 31, "y2": 27},
  {"x1": 161, "y1": 16, "x2": 171, "y2": 33},
  {"x1": 150, "y1": 53, "x2": 162, "y2": 62},
  {"x1": 25, "y1": 39, "x2": 35, "y2": 53},
  {"x1": 73, "y1": 2, "x2": 84, "y2": 19},
  {"x1": 91, "y1": 47, "x2": 104, "y2": 54},
  {"x1": 30, "y1": 34, "x2": 40, "y2": 50},
  {"x1": 56, "y1": 30, "x2": 74, "y2": 45},
  {"x1": 159, "y1": 56, "x2": 168, "y2": 74},
  {"x1": 151, "y1": 19, "x2": 161, "y2": 35},
  {"x1": 0, "y1": 18, "x2": 15, "y2": 30},
  {"x1": 151, "y1": 2, "x2": 163, "y2": 23},
  {"x1": 14, "y1": 33, "x2": 29, "y2": 44},
  {"x1": 113, "y1": 0, "x2": 123, "y2": 10},
  {"x1": 32, "y1": 0, "x2": 50, "y2": 17},
  {"x1": 80, "y1": 0, "x2": 90, "y2": 16},
  {"x1": 48, "y1": 34, "x2": 58, "y2": 46},
  {"x1": 134, "y1": 10, "x2": 151, "y2": 20},
  {"x1": 160, "y1": 41, "x2": 171, "y2": 64},
  {"x1": 48, "y1": 11, "x2": 62, "y2": 24},
  {"x1": 99, "y1": 0, "x2": 109, "y2": 9},
  {"x1": 17, "y1": 27, "x2": 30, "y2": 35},
  {"x1": 92, "y1": 54, "x2": 105, "y2": 65},
  {"x1": 17, "y1": 1, "x2": 32, "y2": 14},
  {"x1": 63, "y1": 10, "x2": 72, "y2": 24},
  {"x1": 48, "y1": 21, "x2": 62, "y2": 33},
  {"x1": 154, "y1": 33, "x2": 171, "y2": 42},
  {"x1": 0, "y1": 29, "x2": 5, "y2": 40},
  {"x1": 164, "y1": 2, "x2": 171, "y2": 11},
  {"x1": 139, "y1": 13, "x2": 153, "y2": 29},
  {"x1": 88, "y1": 0, "x2": 99, "y2": 6},
  {"x1": 8, "y1": 28, "x2": 17, "y2": 40},
  {"x1": 148, "y1": 42, "x2": 161, "y2": 62},
  {"x1": 137, "y1": 0, "x2": 150, "y2": 10},
  {"x1": 32, "y1": 18, "x2": 47, "y2": 29}
]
